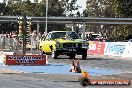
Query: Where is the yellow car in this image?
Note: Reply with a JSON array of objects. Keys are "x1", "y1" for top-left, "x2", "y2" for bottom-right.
[{"x1": 39, "y1": 31, "x2": 89, "y2": 59}]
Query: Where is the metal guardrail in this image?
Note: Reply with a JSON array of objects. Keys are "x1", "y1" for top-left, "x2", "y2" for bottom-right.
[{"x1": 0, "y1": 16, "x2": 132, "y2": 24}]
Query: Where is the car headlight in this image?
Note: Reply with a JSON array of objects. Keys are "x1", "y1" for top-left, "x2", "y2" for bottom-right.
[
  {"x1": 82, "y1": 42, "x2": 89, "y2": 48},
  {"x1": 76, "y1": 43, "x2": 78, "y2": 47}
]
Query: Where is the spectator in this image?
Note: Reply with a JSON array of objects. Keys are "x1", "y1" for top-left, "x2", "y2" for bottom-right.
[
  {"x1": 104, "y1": 32, "x2": 109, "y2": 40},
  {"x1": 89, "y1": 33, "x2": 93, "y2": 41},
  {"x1": 32, "y1": 30, "x2": 37, "y2": 47},
  {"x1": 86, "y1": 34, "x2": 89, "y2": 41}
]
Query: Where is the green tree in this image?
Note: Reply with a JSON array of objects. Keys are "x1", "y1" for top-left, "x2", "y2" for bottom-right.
[
  {"x1": 59, "y1": 0, "x2": 80, "y2": 17},
  {"x1": 0, "y1": 3, "x2": 11, "y2": 15},
  {"x1": 84, "y1": 0, "x2": 132, "y2": 41},
  {"x1": 0, "y1": 0, "x2": 80, "y2": 33},
  {"x1": 84, "y1": 0, "x2": 113, "y2": 17},
  {"x1": 108, "y1": 0, "x2": 132, "y2": 40},
  {"x1": 84, "y1": 0, "x2": 113, "y2": 34}
]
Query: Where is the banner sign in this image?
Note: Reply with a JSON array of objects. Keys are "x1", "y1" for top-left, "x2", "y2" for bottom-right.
[
  {"x1": 122, "y1": 42, "x2": 132, "y2": 57},
  {"x1": 104, "y1": 42, "x2": 127, "y2": 56},
  {"x1": 6, "y1": 55, "x2": 47, "y2": 65},
  {"x1": 88, "y1": 41, "x2": 105, "y2": 55},
  {"x1": 87, "y1": 41, "x2": 132, "y2": 57}
]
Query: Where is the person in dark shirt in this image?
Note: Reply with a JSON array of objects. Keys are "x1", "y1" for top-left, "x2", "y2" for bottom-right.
[
  {"x1": 86, "y1": 34, "x2": 89, "y2": 41},
  {"x1": 89, "y1": 33, "x2": 93, "y2": 41}
]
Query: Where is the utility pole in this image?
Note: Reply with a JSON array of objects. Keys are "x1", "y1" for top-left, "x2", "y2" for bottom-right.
[{"x1": 45, "y1": 0, "x2": 48, "y2": 35}]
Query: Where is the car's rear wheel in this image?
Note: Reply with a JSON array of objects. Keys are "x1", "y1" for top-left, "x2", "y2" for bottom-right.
[
  {"x1": 69, "y1": 54, "x2": 75, "y2": 59},
  {"x1": 51, "y1": 50, "x2": 57, "y2": 59}
]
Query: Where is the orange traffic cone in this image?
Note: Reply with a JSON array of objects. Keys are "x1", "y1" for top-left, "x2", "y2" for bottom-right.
[
  {"x1": 84, "y1": 71, "x2": 89, "y2": 78},
  {"x1": 75, "y1": 59, "x2": 81, "y2": 73},
  {"x1": 69, "y1": 59, "x2": 76, "y2": 72},
  {"x1": 81, "y1": 67, "x2": 89, "y2": 78}
]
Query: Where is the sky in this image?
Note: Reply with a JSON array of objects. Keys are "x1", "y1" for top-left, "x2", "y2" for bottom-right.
[
  {"x1": 0, "y1": 0, "x2": 87, "y2": 13},
  {"x1": 76, "y1": 0, "x2": 87, "y2": 13}
]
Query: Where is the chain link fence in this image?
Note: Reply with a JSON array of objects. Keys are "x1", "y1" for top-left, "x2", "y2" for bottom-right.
[
  {"x1": 0, "y1": 36, "x2": 18, "y2": 50},
  {"x1": 0, "y1": 35, "x2": 41, "y2": 52}
]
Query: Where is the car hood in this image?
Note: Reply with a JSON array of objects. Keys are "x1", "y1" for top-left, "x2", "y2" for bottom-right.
[{"x1": 55, "y1": 39, "x2": 86, "y2": 43}]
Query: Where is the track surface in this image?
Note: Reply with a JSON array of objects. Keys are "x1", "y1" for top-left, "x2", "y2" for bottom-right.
[{"x1": 0, "y1": 55, "x2": 132, "y2": 88}]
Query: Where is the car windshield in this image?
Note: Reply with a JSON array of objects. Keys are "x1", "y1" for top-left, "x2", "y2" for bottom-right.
[{"x1": 51, "y1": 32, "x2": 79, "y2": 39}]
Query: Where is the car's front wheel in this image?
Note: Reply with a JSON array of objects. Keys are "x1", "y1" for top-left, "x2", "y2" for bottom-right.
[
  {"x1": 82, "y1": 49, "x2": 87, "y2": 59},
  {"x1": 82, "y1": 54, "x2": 87, "y2": 59},
  {"x1": 51, "y1": 50, "x2": 57, "y2": 59},
  {"x1": 69, "y1": 54, "x2": 75, "y2": 59}
]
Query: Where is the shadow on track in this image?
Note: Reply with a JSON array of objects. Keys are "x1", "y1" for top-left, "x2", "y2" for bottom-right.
[
  {"x1": 48, "y1": 55, "x2": 111, "y2": 60},
  {"x1": 53, "y1": 80, "x2": 79, "y2": 83}
]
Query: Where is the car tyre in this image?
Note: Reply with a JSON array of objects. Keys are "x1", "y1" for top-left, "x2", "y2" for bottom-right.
[
  {"x1": 51, "y1": 50, "x2": 57, "y2": 59},
  {"x1": 80, "y1": 77, "x2": 91, "y2": 86},
  {"x1": 82, "y1": 53, "x2": 87, "y2": 59},
  {"x1": 69, "y1": 54, "x2": 75, "y2": 59},
  {"x1": 82, "y1": 49, "x2": 87, "y2": 59}
]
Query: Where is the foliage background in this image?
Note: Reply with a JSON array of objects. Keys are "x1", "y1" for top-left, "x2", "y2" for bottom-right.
[
  {"x1": 0, "y1": 0, "x2": 80, "y2": 33},
  {"x1": 83, "y1": 0, "x2": 132, "y2": 41}
]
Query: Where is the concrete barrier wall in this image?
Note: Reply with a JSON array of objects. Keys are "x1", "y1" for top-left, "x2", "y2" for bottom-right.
[{"x1": 88, "y1": 41, "x2": 132, "y2": 57}]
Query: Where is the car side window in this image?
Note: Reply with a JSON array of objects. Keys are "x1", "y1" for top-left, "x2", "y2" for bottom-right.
[
  {"x1": 51, "y1": 33, "x2": 56, "y2": 39},
  {"x1": 45, "y1": 33, "x2": 51, "y2": 40}
]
